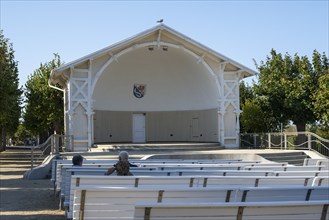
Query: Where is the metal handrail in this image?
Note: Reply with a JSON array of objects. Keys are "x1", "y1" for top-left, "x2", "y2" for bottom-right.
[
  {"x1": 30, "y1": 134, "x2": 74, "y2": 169},
  {"x1": 240, "y1": 131, "x2": 329, "y2": 158}
]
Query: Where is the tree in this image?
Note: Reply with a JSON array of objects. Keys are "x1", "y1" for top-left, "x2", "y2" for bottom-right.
[
  {"x1": 254, "y1": 49, "x2": 327, "y2": 132},
  {"x1": 240, "y1": 99, "x2": 266, "y2": 133},
  {"x1": 240, "y1": 81, "x2": 279, "y2": 133},
  {"x1": 23, "y1": 54, "x2": 64, "y2": 142},
  {"x1": 0, "y1": 30, "x2": 22, "y2": 151},
  {"x1": 312, "y1": 51, "x2": 329, "y2": 127},
  {"x1": 240, "y1": 71, "x2": 285, "y2": 133},
  {"x1": 239, "y1": 81, "x2": 254, "y2": 107}
]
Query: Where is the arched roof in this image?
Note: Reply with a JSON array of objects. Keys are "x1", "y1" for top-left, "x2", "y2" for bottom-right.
[{"x1": 49, "y1": 24, "x2": 257, "y2": 86}]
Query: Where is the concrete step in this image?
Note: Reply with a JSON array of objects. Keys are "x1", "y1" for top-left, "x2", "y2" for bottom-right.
[
  {"x1": 0, "y1": 147, "x2": 46, "y2": 166},
  {"x1": 91, "y1": 142, "x2": 224, "y2": 152},
  {"x1": 258, "y1": 152, "x2": 309, "y2": 166}
]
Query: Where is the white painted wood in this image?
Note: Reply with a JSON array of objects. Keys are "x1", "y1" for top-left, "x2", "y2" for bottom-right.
[
  {"x1": 65, "y1": 175, "x2": 320, "y2": 218},
  {"x1": 133, "y1": 201, "x2": 328, "y2": 220},
  {"x1": 312, "y1": 176, "x2": 329, "y2": 186},
  {"x1": 132, "y1": 113, "x2": 146, "y2": 143},
  {"x1": 72, "y1": 187, "x2": 237, "y2": 220},
  {"x1": 50, "y1": 25, "x2": 257, "y2": 149}
]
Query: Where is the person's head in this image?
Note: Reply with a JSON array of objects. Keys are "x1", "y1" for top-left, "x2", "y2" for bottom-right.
[
  {"x1": 72, "y1": 154, "x2": 83, "y2": 166},
  {"x1": 118, "y1": 151, "x2": 129, "y2": 162},
  {"x1": 115, "y1": 160, "x2": 130, "y2": 176}
]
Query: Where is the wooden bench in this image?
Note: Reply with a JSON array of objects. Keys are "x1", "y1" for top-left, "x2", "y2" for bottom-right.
[
  {"x1": 235, "y1": 186, "x2": 329, "y2": 202},
  {"x1": 57, "y1": 163, "x2": 265, "y2": 197},
  {"x1": 65, "y1": 175, "x2": 318, "y2": 218},
  {"x1": 61, "y1": 168, "x2": 274, "y2": 209},
  {"x1": 51, "y1": 158, "x2": 253, "y2": 183},
  {"x1": 312, "y1": 176, "x2": 329, "y2": 186},
  {"x1": 304, "y1": 158, "x2": 328, "y2": 167},
  {"x1": 243, "y1": 165, "x2": 327, "y2": 171},
  {"x1": 133, "y1": 200, "x2": 329, "y2": 220},
  {"x1": 59, "y1": 162, "x2": 326, "y2": 209},
  {"x1": 53, "y1": 160, "x2": 261, "y2": 193},
  {"x1": 274, "y1": 170, "x2": 329, "y2": 177},
  {"x1": 58, "y1": 165, "x2": 157, "y2": 196},
  {"x1": 71, "y1": 186, "x2": 329, "y2": 220}
]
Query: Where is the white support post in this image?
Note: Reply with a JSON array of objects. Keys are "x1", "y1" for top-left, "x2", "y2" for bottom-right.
[
  {"x1": 218, "y1": 62, "x2": 226, "y2": 146},
  {"x1": 284, "y1": 133, "x2": 287, "y2": 150},
  {"x1": 268, "y1": 133, "x2": 271, "y2": 149},
  {"x1": 87, "y1": 59, "x2": 93, "y2": 150},
  {"x1": 217, "y1": 110, "x2": 225, "y2": 145},
  {"x1": 307, "y1": 133, "x2": 311, "y2": 150}
]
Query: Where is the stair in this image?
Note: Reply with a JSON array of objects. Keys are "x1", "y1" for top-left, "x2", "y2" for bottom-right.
[
  {"x1": 91, "y1": 142, "x2": 224, "y2": 153},
  {"x1": 257, "y1": 152, "x2": 309, "y2": 166},
  {"x1": 0, "y1": 146, "x2": 46, "y2": 168}
]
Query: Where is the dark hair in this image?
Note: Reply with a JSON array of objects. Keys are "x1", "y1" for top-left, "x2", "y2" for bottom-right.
[{"x1": 72, "y1": 154, "x2": 83, "y2": 166}]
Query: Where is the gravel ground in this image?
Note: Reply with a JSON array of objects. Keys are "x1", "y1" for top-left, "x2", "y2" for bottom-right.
[{"x1": 0, "y1": 148, "x2": 65, "y2": 220}]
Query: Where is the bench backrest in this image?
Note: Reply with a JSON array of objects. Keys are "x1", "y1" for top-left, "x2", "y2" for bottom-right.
[
  {"x1": 66, "y1": 175, "x2": 318, "y2": 218},
  {"x1": 304, "y1": 158, "x2": 328, "y2": 167},
  {"x1": 51, "y1": 158, "x2": 256, "y2": 182},
  {"x1": 71, "y1": 186, "x2": 329, "y2": 220},
  {"x1": 133, "y1": 200, "x2": 329, "y2": 220},
  {"x1": 61, "y1": 168, "x2": 273, "y2": 210},
  {"x1": 72, "y1": 187, "x2": 236, "y2": 220},
  {"x1": 312, "y1": 176, "x2": 329, "y2": 186},
  {"x1": 274, "y1": 170, "x2": 329, "y2": 177},
  {"x1": 243, "y1": 165, "x2": 327, "y2": 171}
]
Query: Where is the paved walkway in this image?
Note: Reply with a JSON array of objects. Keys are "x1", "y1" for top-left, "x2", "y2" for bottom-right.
[{"x1": 0, "y1": 147, "x2": 65, "y2": 220}]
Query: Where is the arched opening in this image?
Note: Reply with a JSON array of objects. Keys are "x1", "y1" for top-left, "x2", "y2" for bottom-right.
[{"x1": 92, "y1": 45, "x2": 219, "y2": 143}]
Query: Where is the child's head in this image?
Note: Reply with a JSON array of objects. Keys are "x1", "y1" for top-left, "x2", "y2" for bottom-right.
[
  {"x1": 72, "y1": 154, "x2": 83, "y2": 166},
  {"x1": 118, "y1": 151, "x2": 129, "y2": 161}
]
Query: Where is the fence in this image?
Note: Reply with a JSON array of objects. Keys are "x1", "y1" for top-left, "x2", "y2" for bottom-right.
[
  {"x1": 240, "y1": 132, "x2": 329, "y2": 157},
  {"x1": 30, "y1": 134, "x2": 73, "y2": 169}
]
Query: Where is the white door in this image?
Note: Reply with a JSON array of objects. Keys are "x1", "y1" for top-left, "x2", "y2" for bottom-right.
[
  {"x1": 192, "y1": 118, "x2": 199, "y2": 140},
  {"x1": 132, "y1": 114, "x2": 146, "y2": 143}
]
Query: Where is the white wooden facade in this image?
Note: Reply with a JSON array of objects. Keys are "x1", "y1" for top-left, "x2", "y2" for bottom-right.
[{"x1": 49, "y1": 24, "x2": 256, "y2": 151}]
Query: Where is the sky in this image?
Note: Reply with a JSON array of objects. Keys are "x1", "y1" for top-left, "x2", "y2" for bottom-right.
[{"x1": 1, "y1": 0, "x2": 328, "y2": 88}]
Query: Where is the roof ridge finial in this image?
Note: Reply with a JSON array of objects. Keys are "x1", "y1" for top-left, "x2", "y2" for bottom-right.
[{"x1": 156, "y1": 19, "x2": 164, "y2": 24}]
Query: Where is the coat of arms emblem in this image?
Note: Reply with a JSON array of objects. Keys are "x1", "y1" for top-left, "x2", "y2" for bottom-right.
[{"x1": 133, "y1": 84, "x2": 146, "y2": 98}]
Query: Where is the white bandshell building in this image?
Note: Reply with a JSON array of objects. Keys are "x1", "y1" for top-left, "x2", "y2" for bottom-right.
[{"x1": 49, "y1": 24, "x2": 256, "y2": 151}]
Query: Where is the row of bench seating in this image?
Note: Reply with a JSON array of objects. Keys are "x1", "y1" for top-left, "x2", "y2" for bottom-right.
[
  {"x1": 72, "y1": 186, "x2": 329, "y2": 220},
  {"x1": 51, "y1": 157, "x2": 328, "y2": 219},
  {"x1": 52, "y1": 159, "x2": 271, "y2": 195},
  {"x1": 58, "y1": 164, "x2": 328, "y2": 202},
  {"x1": 65, "y1": 174, "x2": 329, "y2": 218},
  {"x1": 53, "y1": 160, "x2": 327, "y2": 195},
  {"x1": 133, "y1": 201, "x2": 328, "y2": 220},
  {"x1": 51, "y1": 158, "x2": 264, "y2": 185}
]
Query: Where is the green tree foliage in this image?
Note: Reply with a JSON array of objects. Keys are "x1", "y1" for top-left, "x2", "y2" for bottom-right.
[
  {"x1": 239, "y1": 81, "x2": 254, "y2": 107},
  {"x1": 312, "y1": 52, "x2": 329, "y2": 127},
  {"x1": 15, "y1": 123, "x2": 33, "y2": 142},
  {"x1": 0, "y1": 30, "x2": 22, "y2": 151},
  {"x1": 23, "y1": 54, "x2": 64, "y2": 142},
  {"x1": 240, "y1": 99, "x2": 266, "y2": 133},
  {"x1": 240, "y1": 81, "x2": 279, "y2": 133},
  {"x1": 254, "y1": 49, "x2": 328, "y2": 132}
]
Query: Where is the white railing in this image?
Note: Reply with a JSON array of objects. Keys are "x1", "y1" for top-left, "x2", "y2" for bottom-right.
[
  {"x1": 30, "y1": 134, "x2": 74, "y2": 169},
  {"x1": 240, "y1": 132, "x2": 329, "y2": 157}
]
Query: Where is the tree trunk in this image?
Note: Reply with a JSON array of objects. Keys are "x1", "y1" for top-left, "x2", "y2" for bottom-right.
[
  {"x1": 295, "y1": 122, "x2": 307, "y2": 148},
  {"x1": 1, "y1": 127, "x2": 6, "y2": 152}
]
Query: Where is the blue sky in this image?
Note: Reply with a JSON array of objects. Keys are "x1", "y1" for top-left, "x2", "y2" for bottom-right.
[{"x1": 1, "y1": 0, "x2": 328, "y2": 87}]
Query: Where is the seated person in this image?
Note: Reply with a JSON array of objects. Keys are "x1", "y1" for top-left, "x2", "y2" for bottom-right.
[
  {"x1": 114, "y1": 160, "x2": 133, "y2": 176},
  {"x1": 104, "y1": 151, "x2": 137, "y2": 175},
  {"x1": 72, "y1": 154, "x2": 83, "y2": 166}
]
